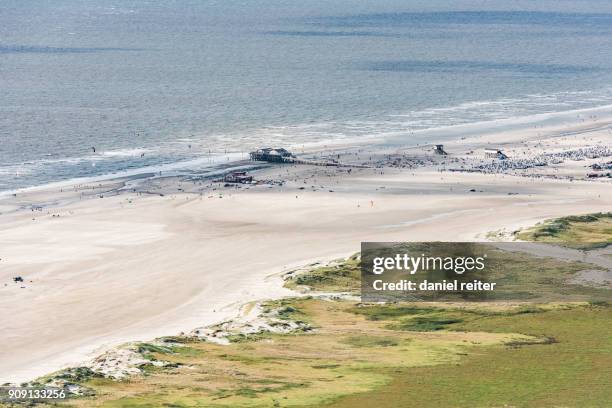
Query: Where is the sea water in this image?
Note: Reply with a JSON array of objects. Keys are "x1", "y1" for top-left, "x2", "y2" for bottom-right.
[{"x1": 2, "y1": 0, "x2": 612, "y2": 191}]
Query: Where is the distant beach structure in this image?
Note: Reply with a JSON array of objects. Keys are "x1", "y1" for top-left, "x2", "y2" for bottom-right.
[
  {"x1": 249, "y1": 148, "x2": 294, "y2": 163},
  {"x1": 484, "y1": 148, "x2": 509, "y2": 160},
  {"x1": 223, "y1": 171, "x2": 253, "y2": 184},
  {"x1": 433, "y1": 144, "x2": 448, "y2": 155}
]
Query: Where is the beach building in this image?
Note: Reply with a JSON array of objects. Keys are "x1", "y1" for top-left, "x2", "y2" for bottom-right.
[
  {"x1": 484, "y1": 148, "x2": 508, "y2": 160},
  {"x1": 433, "y1": 144, "x2": 448, "y2": 155},
  {"x1": 249, "y1": 148, "x2": 294, "y2": 163},
  {"x1": 223, "y1": 171, "x2": 253, "y2": 183}
]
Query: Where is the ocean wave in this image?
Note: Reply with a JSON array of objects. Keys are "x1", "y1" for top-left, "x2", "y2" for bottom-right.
[
  {"x1": 2, "y1": 88, "x2": 612, "y2": 193},
  {"x1": 101, "y1": 148, "x2": 152, "y2": 158}
]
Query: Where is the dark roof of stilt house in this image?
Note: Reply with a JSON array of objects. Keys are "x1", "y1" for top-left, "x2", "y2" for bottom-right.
[
  {"x1": 249, "y1": 147, "x2": 294, "y2": 162},
  {"x1": 433, "y1": 144, "x2": 448, "y2": 155}
]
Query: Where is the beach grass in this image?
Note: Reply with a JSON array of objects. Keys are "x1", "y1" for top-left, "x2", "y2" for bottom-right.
[
  {"x1": 284, "y1": 253, "x2": 361, "y2": 293},
  {"x1": 327, "y1": 301, "x2": 612, "y2": 408},
  {"x1": 36, "y1": 299, "x2": 611, "y2": 408},
  {"x1": 476, "y1": 245, "x2": 609, "y2": 301},
  {"x1": 517, "y1": 212, "x2": 612, "y2": 249},
  {"x1": 286, "y1": 244, "x2": 609, "y2": 302},
  {"x1": 35, "y1": 297, "x2": 538, "y2": 408}
]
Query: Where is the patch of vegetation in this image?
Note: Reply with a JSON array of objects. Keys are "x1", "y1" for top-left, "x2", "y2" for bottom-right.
[
  {"x1": 368, "y1": 242, "x2": 609, "y2": 302},
  {"x1": 517, "y1": 212, "x2": 612, "y2": 249},
  {"x1": 350, "y1": 303, "x2": 549, "y2": 324},
  {"x1": 476, "y1": 247, "x2": 609, "y2": 301},
  {"x1": 285, "y1": 254, "x2": 361, "y2": 293},
  {"x1": 225, "y1": 332, "x2": 272, "y2": 344},
  {"x1": 53, "y1": 367, "x2": 104, "y2": 383},
  {"x1": 171, "y1": 346, "x2": 203, "y2": 358},
  {"x1": 276, "y1": 305, "x2": 299, "y2": 320},
  {"x1": 326, "y1": 302, "x2": 612, "y2": 408},
  {"x1": 158, "y1": 335, "x2": 201, "y2": 344},
  {"x1": 288, "y1": 243, "x2": 608, "y2": 303},
  {"x1": 137, "y1": 343, "x2": 175, "y2": 355},
  {"x1": 343, "y1": 336, "x2": 399, "y2": 348},
  {"x1": 350, "y1": 304, "x2": 447, "y2": 321},
  {"x1": 34, "y1": 300, "x2": 611, "y2": 408},
  {"x1": 263, "y1": 298, "x2": 307, "y2": 321},
  {"x1": 390, "y1": 315, "x2": 463, "y2": 332},
  {"x1": 349, "y1": 303, "x2": 559, "y2": 333},
  {"x1": 39, "y1": 299, "x2": 535, "y2": 408},
  {"x1": 311, "y1": 364, "x2": 341, "y2": 369},
  {"x1": 213, "y1": 381, "x2": 306, "y2": 400},
  {"x1": 36, "y1": 237, "x2": 610, "y2": 407}
]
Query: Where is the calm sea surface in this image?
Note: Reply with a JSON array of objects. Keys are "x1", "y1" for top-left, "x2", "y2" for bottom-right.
[{"x1": 1, "y1": 0, "x2": 612, "y2": 190}]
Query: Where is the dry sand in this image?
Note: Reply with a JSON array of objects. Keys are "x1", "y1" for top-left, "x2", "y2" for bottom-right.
[{"x1": 0, "y1": 113, "x2": 611, "y2": 383}]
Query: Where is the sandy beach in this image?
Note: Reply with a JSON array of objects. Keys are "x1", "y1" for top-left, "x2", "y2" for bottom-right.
[{"x1": 1, "y1": 111, "x2": 611, "y2": 383}]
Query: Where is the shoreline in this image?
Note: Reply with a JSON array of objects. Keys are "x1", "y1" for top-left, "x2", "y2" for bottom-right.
[
  {"x1": 0, "y1": 108, "x2": 611, "y2": 384},
  {"x1": 3, "y1": 102, "x2": 612, "y2": 200}
]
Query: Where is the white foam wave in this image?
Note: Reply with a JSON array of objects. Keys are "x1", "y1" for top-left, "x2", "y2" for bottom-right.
[
  {"x1": 0, "y1": 153, "x2": 243, "y2": 198},
  {"x1": 3, "y1": 87, "x2": 612, "y2": 193}
]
